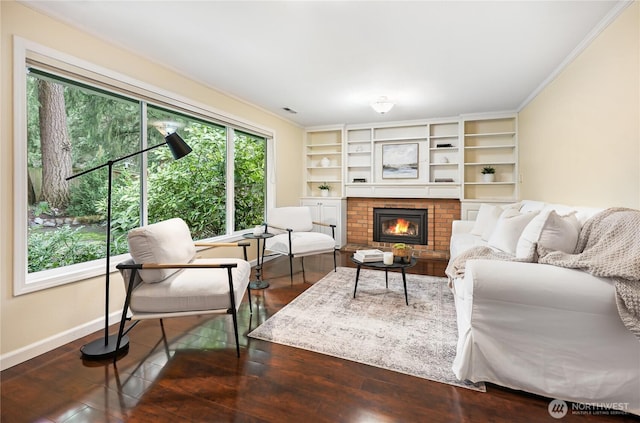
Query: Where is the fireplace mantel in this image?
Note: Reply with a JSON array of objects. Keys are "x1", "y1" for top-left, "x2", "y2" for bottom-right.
[{"x1": 345, "y1": 183, "x2": 459, "y2": 199}]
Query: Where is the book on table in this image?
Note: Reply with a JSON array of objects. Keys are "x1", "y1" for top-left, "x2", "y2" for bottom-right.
[{"x1": 353, "y1": 249, "x2": 384, "y2": 263}]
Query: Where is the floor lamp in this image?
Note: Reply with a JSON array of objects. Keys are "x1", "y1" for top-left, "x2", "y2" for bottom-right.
[{"x1": 67, "y1": 132, "x2": 192, "y2": 360}]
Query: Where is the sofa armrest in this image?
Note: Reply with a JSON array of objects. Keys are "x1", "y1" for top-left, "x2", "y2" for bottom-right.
[
  {"x1": 451, "y1": 220, "x2": 475, "y2": 235},
  {"x1": 462, "y1": 259, "x2": 617, "y2": 314}
]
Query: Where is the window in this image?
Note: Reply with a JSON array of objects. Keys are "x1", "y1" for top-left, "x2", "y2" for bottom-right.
[{"x1": 14, "y1": 37, "x2": 274, "y2": 295}]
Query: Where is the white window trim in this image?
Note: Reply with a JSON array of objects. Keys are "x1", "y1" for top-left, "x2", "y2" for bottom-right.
[{"x1": 13, "y1": 36, "x2": 276, "y2": 296}]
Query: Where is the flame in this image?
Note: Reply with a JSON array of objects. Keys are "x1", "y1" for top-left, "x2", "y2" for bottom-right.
[{"x1": 390, "y1": 218, "x2": 410, "y2": 234}]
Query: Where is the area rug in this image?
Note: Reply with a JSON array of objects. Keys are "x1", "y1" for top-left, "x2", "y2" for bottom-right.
[{"x1": 248, "y1": 266, "x2": 485, "y2": 391}]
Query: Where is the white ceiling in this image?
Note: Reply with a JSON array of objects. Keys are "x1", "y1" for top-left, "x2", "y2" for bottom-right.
[{"x1": 20, "y1": 1, "x2": 625, "y2": 128}]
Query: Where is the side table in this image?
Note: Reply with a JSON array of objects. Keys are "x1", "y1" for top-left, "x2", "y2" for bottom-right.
[
  {"x1": 242, "y1": 232, "x2": 274, "y2": 290},
  {"x1": 351, "y1": 255, "x2": 417, "y2": 305}
]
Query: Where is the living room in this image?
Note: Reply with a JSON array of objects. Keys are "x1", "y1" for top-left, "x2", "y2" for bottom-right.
[{"x1": 1, "y1": 1, "x2": 639, "y2": 421}]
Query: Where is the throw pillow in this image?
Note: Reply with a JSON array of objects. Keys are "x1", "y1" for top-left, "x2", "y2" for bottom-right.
[
  {"x1": 128, "y1": 218, "x2": 197, "y2": 283},
  {"x1": 470, "y1": 204, "x2": 500, "y2": 236},
  {"x1": 487, "y1": 209, "x2": 540, "y2": 255},
  {"x1": 515, "y1": 209, "x2": 551, "y2": 259},
  {"x1": 538, "y1": 210, "x2": 580, "y2": 253},
  {"x1": 515, "y1": 210, "x2": 581, "y2": 260}
]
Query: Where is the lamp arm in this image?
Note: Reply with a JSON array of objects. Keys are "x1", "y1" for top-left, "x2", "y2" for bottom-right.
[{"x1": 66, "y1": 141, "x2": 167, "y2": 181}]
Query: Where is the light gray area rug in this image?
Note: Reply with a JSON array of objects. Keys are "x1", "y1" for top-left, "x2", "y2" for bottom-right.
[{"x1": 248, "y1": 266, "x2": 485, "y2": 391}]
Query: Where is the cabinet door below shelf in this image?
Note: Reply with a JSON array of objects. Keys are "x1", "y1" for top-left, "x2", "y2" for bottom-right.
[{"x1": 300, "y1": 198, "x2": 346, "y2": 248}]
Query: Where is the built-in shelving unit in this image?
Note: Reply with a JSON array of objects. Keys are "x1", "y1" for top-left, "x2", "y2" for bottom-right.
[
  {"x1": 304, "y1": 127, "x2": 343, "y2": 197},
  {"x1": 459, "y1": 114, "x2": 518, "y2": 218},
  {"x1": 302, "y1": 115, "x2": 518, "y2": 213},
  {"x1": 462, "y1": 114, "x2": 517, "y2": 202},
  {"x1": 429, "y1": 122, "x2": 459, "y2": 184},
  {"x1": 343, "y1": 120, "x2": 460, "y2": 198}
]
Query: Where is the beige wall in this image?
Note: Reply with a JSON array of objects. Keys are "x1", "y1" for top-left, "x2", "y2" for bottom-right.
[
  {"x1": 0, "y1": 1, "x2": 303, "y2": 362},
  {"x1": 518, "y1": 2, "x2": 640, "y2": 209}
]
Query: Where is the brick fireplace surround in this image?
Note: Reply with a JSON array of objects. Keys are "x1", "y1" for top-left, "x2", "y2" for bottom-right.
[{"x1": 346, "y1": 198, "x2": 461, "y2": 260}]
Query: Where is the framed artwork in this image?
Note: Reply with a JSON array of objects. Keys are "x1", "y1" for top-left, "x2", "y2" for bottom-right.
[{"x1": 382, "y1": 143, "x2": 419, "y2": 179}]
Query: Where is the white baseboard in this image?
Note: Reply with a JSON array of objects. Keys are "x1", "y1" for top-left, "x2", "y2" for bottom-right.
[{"x1": 0, "y1": 310, "x2": 123, "y2": 371}]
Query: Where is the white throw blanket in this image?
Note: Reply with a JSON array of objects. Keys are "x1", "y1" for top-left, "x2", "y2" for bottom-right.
[{"x1": 446, "y1": 208, "x2": 640, "y2": 340}]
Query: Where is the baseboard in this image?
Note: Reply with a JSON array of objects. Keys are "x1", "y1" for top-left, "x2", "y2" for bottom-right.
[{"x1": 0, "y1": 310, "x2": 123, "y2": 371}]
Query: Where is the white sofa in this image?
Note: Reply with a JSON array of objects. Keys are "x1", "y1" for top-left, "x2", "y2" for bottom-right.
[{"x1": 448, "y1": 200, "x2": 640, "y2": 414}]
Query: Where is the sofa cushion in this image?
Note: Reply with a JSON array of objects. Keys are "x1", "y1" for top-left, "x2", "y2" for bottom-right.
[
  {"x1": 515, "y1": 210, "x2": 581, "y2": 259},
  {"x1": 470, "y1": 204, "x2": 502, "y2": 237},
  {"x1": 128, "y1": 218, "x2": 196, "y2": 283},
  {"x1": 130, "y1": 258, "x2": 251, "y2": 313},
  {"x1": 487, "y1": 209, "x2": 539, "y2": 255},
  {"x1": 267, "y1": 207, "x2": 314, "y2": 234},
  {"x1": 266, "y1": 231, "x2": 335, "y2": 255},
  {"x1": 538, "y1": 210, "x2": 581, "y2": 253}
]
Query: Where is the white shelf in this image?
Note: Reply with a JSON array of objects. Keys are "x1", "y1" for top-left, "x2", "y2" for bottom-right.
[
  {"x1": 465, "y1": 161, "x2": 516, "y2": 166},
  {"x1": 465, "y1": 131, "x2": 516, "y2": 137},
  {"x1": 307, "y1": 166, "x2": 342, "y2": 169},
  {"x1": 430, "y1": 146, "x2": 458, "y2": 151},
  {"x1": 307, "y1": 151, "x2": 342, "y2": 155},
  {"x1": 464, "y1": 145, "x2": 515, "y2": 150},
  {"x1": 307, "y1": 142, "x2": 342, "y2": 148}
]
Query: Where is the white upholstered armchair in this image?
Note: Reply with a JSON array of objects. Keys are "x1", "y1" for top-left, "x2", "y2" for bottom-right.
[
  {"x1": 264, "y1": 206, "x2": 337, "y2": 284},
  {"x1": 115, "y1": 218, "x2": 252, "y2": 359}
]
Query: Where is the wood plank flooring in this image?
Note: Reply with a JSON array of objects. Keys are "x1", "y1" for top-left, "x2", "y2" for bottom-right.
[{"x1": 1, "y1": 252, "x2": 637, "y2": 422}]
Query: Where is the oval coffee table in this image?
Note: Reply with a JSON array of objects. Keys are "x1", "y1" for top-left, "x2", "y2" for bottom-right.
[{"x1": 351, "y1": 255, "x2": 417, "y2": 306}]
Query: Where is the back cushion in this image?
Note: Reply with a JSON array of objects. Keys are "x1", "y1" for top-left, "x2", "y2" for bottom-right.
[
  {"x1": 128, "y1": 218, "x2": 196, "y2": 283},
  {"x1": 268, "y1": 207, "x2": 313, "y2": 232},
  {"x1": 487, "y1": 209, "x2": 540, "y2": 255}
]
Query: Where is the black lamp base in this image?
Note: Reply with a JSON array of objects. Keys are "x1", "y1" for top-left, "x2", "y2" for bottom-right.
[{"x1": 80, "y1": 334, "x2": 130, "y2": 360}]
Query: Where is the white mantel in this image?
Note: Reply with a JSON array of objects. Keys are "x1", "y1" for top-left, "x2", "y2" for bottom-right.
[{"x1": 344, "y1": 183, "x2": 460, "y2": 199}]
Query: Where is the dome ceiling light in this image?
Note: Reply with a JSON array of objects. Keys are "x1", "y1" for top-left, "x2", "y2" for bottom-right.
[{"x1": 370, "y1": 96, "x2": 394, "y2": 114}]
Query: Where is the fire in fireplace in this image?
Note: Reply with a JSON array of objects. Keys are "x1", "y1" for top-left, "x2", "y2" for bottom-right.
[{"x1": 373, "y1": 208, "x2": 428, "y2": 245}]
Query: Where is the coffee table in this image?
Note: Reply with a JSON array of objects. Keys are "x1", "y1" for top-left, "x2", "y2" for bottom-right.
[{"x1": 351, "y1": 255, "x2": 417, "y2": 306}]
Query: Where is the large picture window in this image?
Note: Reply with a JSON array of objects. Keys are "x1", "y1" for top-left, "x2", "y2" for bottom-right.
[{"x1": 15, "y1": 38, "x2": 273, "y2": 294}]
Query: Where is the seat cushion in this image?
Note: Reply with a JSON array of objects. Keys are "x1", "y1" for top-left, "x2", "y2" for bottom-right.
[
  {"x1": 130, "y1": 258, "x2": 251, "y2": 313},
  {"x1": 128, "y1": 218, "x2": 196, "y2": 283},
  {"x1": 266, "y1": 232, "x2": 335, "y2": 256}
]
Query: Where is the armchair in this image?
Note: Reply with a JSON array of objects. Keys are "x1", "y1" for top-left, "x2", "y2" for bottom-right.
[
  {"x1": 264, "y1": 206, "x2": 337, "y2": 284},
  {"x1": 114, "y1": 218, "x2": 252, "y2": 359}
]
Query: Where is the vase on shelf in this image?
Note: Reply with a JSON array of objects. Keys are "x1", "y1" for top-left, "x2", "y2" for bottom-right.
[
  {"x1": 320, "y1": 189, "x2": 329, "y2": 197},
  {"x1": 482, "y1": 174, "x2": 495, "y2": 183},
  {"x1": 320, "y1": 157, "x2": 330, "y2": 167}
]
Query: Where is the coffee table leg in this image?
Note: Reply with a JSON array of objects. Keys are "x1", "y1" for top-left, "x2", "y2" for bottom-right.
[
  {"x1": 353, "y1": 265, "x2": 361, "y2": 298},
  {"x1": 385, "y1": 269, "x2": 389, "y2": 288},
  {"x1": 401, "y1": 268, "x2": 408, "y2": 306}
]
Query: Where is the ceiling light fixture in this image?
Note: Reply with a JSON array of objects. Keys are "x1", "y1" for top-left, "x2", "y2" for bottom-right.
[{"x1": 371, "y1": 96, "x2": 394, "y2": 114}]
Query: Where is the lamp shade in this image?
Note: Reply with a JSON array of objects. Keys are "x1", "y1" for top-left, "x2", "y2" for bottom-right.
[{"x1": 165, "y1": 132, "x2": 192, "y2": 159}]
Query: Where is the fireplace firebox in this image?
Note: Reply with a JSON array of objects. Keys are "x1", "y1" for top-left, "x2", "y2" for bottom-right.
[{"x1": 373, "y1": 208, "x2": 428, "y2": 245}]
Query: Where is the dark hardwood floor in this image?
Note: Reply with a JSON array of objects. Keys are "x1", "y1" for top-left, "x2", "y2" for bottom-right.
[{"x1": 1, "y1": 252, "x2": 637, "y2": 422}]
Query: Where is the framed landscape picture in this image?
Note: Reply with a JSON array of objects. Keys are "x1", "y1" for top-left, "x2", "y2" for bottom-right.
[{"x1": 382, "y1": 143, "x2": 419, "y2": 179}]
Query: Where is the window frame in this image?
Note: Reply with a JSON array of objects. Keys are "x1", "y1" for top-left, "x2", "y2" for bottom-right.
[{"x1": 13, "y1": 36, "x2": 276, "y2": 296}]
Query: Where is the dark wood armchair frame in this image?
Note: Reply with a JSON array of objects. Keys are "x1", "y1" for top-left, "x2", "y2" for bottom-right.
[{"x1": 114, "y1": 241, "x2": 251, "y2": 361}]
